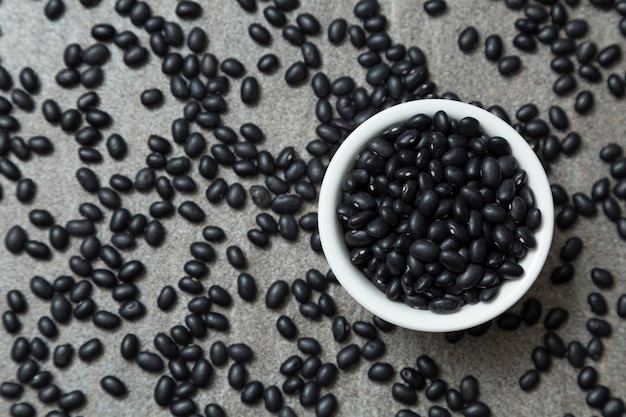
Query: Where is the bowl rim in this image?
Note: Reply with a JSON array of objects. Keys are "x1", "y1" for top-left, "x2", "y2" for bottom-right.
[{"x1": 318, "y1": 99, "x2": 554, "y2": 332}]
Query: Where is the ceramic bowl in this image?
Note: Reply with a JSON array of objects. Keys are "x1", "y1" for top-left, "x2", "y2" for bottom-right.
[{"x1": 318, "y1": 99, "x2": 554, "y2": 332}]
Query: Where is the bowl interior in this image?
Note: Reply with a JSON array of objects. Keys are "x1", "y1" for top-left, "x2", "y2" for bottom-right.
[{"x1": 318, "y1": 99, "x2": 554, "y2": 332}]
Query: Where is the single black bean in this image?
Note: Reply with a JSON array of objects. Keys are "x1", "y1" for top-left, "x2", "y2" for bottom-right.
[
  {"x1": 5, "y1": 225, "x2": 28, "y2": 253},
  {"x1": 544, "y1": 307, "x2": 568, "y2": 330},
  {"x1": 0, "y1": 381, "x2": 24, "y2": 399},
  {"x1": 78, "y1": 338, "x2": 102, "y2": 362},
  {"x1": 572, "y1": 192, "x2": 597, "y2": 216},
  {"x1": 92, "y1": 310, "x2": 121, "y2": 329},
  {"x1": 416, "y1": 354, "x2": 439, "y2": 378},
  {"x1": 458, "y1": 26, "x2": 479, "y2": 52},
  {"x1": 597, "y1": 44, "x2": 621, "y2": 67},
  {"x1": 608, "y1": 73, "x2": 625, "y2": 98},
  {"x1": 328, "y1": 18, "x2": 347, "y2": 44},
  {"x1": 392, "y1": 383, "x2": 417, "y2": 405},
  {"x1": 587, "y1": 385, "x2": 611, "y2": 408},
  {"x1": 154, "y1": 375, "x2": 175, "y2": 406},
  {"x1": 100, "y1": 375, "x2": 127, "y2": 397},
  {"x1": 336, "y1": 344, "x2": 360, "y2": 369},
  {"x1": 285, "y1": 61, "x2": 308, "y2": 85},
  {"x1": 299, "y1": 381, "x2": 319, "y2": 407},
  {"x1": 518, "y1": 369, "x2": 540, "y2": 391},
  {"x1": 591, "y1": 267, "x2": 614, "y2": 289},
  {"x1": 56, "y1": 390, "x2": 85, "y2": 411},
  {"x1": 587, "y1": 318, "x2": 612, "y2": 337},
  {"x1": 560, "y1": 237, "x2": 582, "y2": 261},
  {"x1": 553, "y1": 74, "x2": 576, "y2": 95}
]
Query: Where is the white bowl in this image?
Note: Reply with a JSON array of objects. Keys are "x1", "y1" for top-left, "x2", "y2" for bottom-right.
[{"x1": 318, "y1": 99, "x2": 554, "y2": 332}]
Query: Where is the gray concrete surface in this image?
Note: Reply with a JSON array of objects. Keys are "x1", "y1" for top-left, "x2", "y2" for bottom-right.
[{"x1": 0, "y1": 0, "x2": 625, "y2": 416}]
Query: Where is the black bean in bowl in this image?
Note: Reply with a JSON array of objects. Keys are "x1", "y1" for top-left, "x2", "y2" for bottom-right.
[{"x1": 336, "y1": 110, "x2": 541, "y2": 314}]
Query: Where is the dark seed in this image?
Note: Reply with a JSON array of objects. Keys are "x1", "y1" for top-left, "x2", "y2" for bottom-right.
[
  {"x1": 92, "y1": 310, "x2": 121, "y2": 329},
  {"x1": 392, "y1": 383, "x2": 417, "y2": 405},
  {"x1": 458, "y1": 26, "x2": 479, "y2": 52},
  {"x1": 591, "y1": 267, "x2": 614, "y2": 289},
  {"x1": 416, "y1": 354, "x2": 439, "y2": 378},
  {"x1": 285, "y1": 61, "x2": 308, "y2": 85},
  {"x1": 484, "y1": 35, "x2": 503, "y2": 61},
  {"x1": 336, "y1": 344, "x2": 360, "y2": 369},
  {"x1": 328, "y1": 18, "x2": 347, "y2": 44}
]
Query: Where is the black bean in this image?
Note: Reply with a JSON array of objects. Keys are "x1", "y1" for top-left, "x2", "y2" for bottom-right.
[
  {"x1": 617, "y1": 294, "x2": 626, "y2": 318},
  {"x1": 392, "y1": 383, "x2": 417, "y2": 405},
  {"x1": 77, "y1": 338, "x2": 103, "y2": 362},
  {"x1": 50, "y1": 294, "x2": 72, "y2": 323},
  {"x1": 100, "y1": 375, "x2": 127, "y2": 397},
  {"x1": 597, "y1": 44, "x2": 621, "y2": 67},
  {"x1": 423, "y1": 0, "x2": 447, "y2": 15},
  {"x1": 328, "y1": 18, "x2": 347, "y2": 44},
  {"x1": 272, "y1": 315, "x2": 297, "y2": 340},
  {"x1": 204, "y1": 404, "x2": 226, "y2": 417},
  {"x1": 299, "y1": 381, "x2": 319, "y2": 407},
  {"x1": 549, "y1": 56, "x2": 573, "y2": 75},
  {"x1": 587, "y1": 385, "x2": 611, "y2": 408},
  {"x1": 7, "y1": 290, "x2": 27, "y2": 314},
  {"x1": 543, "y1": 307, "x2": 568, "y2": 330},
  {"x1": 416, "y1": 354, "x2": 439, "y2": 378},
  {"x1": 366, "y1": 32, "x2": 392, "y2": 51},
  {"x1": 529, "y1": 346, "x2": 551, "y2": 372},
  {"x1": 587, "y1": 336, "x2": 604, "y2": 360},
  {"x1": 336, "y1": 343, "x2": 360, "y2": 369},
  {"x1": 285, "y1": 61, "x2": 308, "y2": 85},
  {"x1": 294, "y1": 13, "x2": 319, "y2": 36},
  {"x1": 458, "y1": 26, "x2": 479, "y2": 52},
  {"x1": 279, "y1": 375, "x2": 304, "y2": 394},
  {"x1": 559, "y1": 236, "x2": 582, "y2": 261},
  {"x1": 45, "y1": 0, "x2": 65, "y2": 19},
  {"x1": 556, "y1": 205, "x2": 578, "y2": 230},
  {"x1": 591, "y1": 267, "x2": 614, "y2": 289},
  {"x1": 519, "y1": 369, "x2": 540, "y2": 391},
  {"x1": 18, "y1": 67, "x2": 39, "y2": 94},
  {"x1": 41, "y1": 100, "x2": 62, "y2": 125},
  {"x1": 241, "y1": 380, "x2": 264, "y2": 405},
  {"x1": 16, "y1": 178, "x2": 36, "y2": 203},
  {"x1": 10, "y1": 402, "x2": 36, "y2": 417},
  {"x1": 92, "y1": 310, "x2": 121, "y2": 329},
  {"x1": 28, "y1": 209, "x2": 54, "y2": 228},
  {"x1": 5, "y1": 225, "x2": 28, "y2": 253},
  {"x1": 591, "y1": 177, "x2": 610, "y2": 201},
  {"x1": 2, "y1": 310, "x2": 21, "y2": 333},
  {"x1": 0, "y1": 381, "x2": 24, "y2": 399},
  {"x1": 24, "y1": 240, "x2": 51, "y2": 259},
  {"x1": 565, "y1": 340, "x2": 586, "y2": 367},
  {"x1": 572, "y1": 192, "x2": 597, "y2": 216},
  {"x1": 484, "y1": 34, "x2": 503, "y2": 61},
  {"x1": 262, "y1": 280, "x2": 289, "y2": 309},
  {"x1": 152, "y1": 374, "x2": 176, "y2": 406},
  {"x1": 587, "y1": 317, "x2": 612, "y2": 337},
  {"x1": 105, "y1": 133, "x2": 127, "y2": 160},
  {"x1": 513, "y1": 33, "x2": 536, "y2": 52},
  {"x1": 608, "y1": 73, "x2": 625, "y2": 97},
  {"x1": 16, "y1": 359, "x2": 40, "y2": 385},
  {"x1": 584, "y1": 293, "x2": 609, "y2": 317},
  {"x1": 301, "y1": 356, "x2": 322, "y2": 379},
  {"x1": 57, "y1": 390, "x2": 85, "y2": 411},
  {"x1": 367, "y1": 362, "x2": 394, "y2": 382}
]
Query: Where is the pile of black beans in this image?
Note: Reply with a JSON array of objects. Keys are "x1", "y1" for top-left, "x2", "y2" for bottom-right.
[
  {"x1": 1, "y1": 0, "x2": 626, "y2": 417},
  {"x1": 338, "y1": 111, "x2": 540, "y2": 314}
]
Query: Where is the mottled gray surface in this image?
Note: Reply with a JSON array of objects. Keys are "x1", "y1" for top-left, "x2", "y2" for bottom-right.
[{"x1": 1, "y1": 1, "x2": 625, "y2": 416}]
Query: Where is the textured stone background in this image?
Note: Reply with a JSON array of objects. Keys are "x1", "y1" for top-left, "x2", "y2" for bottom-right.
[{"x1": 0, "y1": 0, "x2": 625, "y2": 416}]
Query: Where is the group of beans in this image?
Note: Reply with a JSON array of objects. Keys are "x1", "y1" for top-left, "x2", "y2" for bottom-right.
[
  {"x1": 1, "y1": 0, "x2": 626, "y2": 416},
  {"x1": 338, "y1": 113, "x2": 542, "y2": 314}
]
